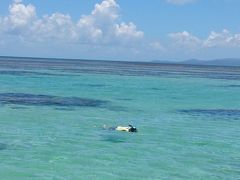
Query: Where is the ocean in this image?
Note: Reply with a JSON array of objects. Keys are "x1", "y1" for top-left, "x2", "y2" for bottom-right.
[{"x1": 0, "y1": 57, "x2": 240, "y2": 179}]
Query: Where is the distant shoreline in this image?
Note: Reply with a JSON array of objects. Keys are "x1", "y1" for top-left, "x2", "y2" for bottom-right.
[
  {"x1": 152, "y1": 58, "x2": 240, "y2": 67},
  {"x1": 0, "y1": 55, "x2": 240, "y2": 68}
]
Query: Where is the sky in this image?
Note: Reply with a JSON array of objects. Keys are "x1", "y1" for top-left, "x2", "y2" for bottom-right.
[{"x1": 0, "y1": 0, "x2": 240, "y2": 61}]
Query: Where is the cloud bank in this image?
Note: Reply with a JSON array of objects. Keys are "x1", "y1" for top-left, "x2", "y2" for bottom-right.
[
  {"x1": 0, "y1": 0, "x2": 143, "y2": 44},
  {"x1": 169, "y1": 30, "x2": 240, "y2": 49},
  {"x1": 0, "y1": 0, "x2": 240, "y2": 61}
]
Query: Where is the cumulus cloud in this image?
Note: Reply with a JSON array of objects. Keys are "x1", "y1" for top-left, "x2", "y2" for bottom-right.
[
  {"x1": 91, "y1": 0, "x2": 119, "y2": 21},
  {"x1": 76, "y1": 0, "x2": 143, "y2": 44},
  {"x1": 204, "y1": 29, "x2": 240, "y2": 47},
  {"x1": 30, "y1": 13, "x2": 78, "y2": 42},
  {"x1": 168, "y1": 30, "x2": 240, "y2": 50},
  {"x1": 0, "y1": 0, "x2": 36, "y2": 34},
  {"x1": 115, "y1": 22, "x2": 144, "y2": 39},
  {"x1": 168, "y1": 31, "x2": 201, "y2": 49},
  {"x1": 0, "y1": 0, "x2": 143, "y2": 44},
  {"x1": 76, "y1": 0, "x2": 119, "y2": 43},
  {"x1": 166, "y1": 0, "x2": 196, "y2": 5}
]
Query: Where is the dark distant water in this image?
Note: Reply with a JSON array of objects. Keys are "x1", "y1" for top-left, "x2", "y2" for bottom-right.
[{"x1": 0, "y1": 58, "x2": 240, "y2": 179}]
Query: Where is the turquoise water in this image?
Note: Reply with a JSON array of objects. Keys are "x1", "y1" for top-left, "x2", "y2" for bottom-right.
[{"x1": 0, "y1": 58, "x2": 240, "y2": 179}]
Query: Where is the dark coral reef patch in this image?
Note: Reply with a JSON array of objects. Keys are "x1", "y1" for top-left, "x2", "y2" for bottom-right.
[{"x1": 0, "y1": 93, "x2": 108, "y2": 108}]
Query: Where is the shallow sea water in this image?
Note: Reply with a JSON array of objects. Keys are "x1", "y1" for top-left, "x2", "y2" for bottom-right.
[{"x1": 0, "y1": 58, "x2": 240, "y2": 179}]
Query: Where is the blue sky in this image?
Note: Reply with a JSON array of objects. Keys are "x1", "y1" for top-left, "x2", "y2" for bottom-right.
[{"x1": 0, "y1": 0, "x2": 240, "y2": 61}]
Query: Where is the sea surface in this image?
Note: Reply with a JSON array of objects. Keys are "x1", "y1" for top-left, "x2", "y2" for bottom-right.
[{"x1": 0, "y1": 57, "x2": 240, "y2": 179}]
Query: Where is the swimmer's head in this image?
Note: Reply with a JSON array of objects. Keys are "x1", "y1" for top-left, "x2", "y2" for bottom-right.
[{"x1": 128, "y1": 125, "x2": 137, "y2": 132}]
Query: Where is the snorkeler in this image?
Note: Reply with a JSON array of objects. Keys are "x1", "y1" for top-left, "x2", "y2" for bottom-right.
[{"x1": 103, "y1": 124, "x2": 137, "y2": 132}]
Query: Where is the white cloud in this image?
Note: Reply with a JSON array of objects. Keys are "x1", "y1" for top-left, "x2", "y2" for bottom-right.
[
  {"x1": 76, "y1": 0, "x2": 119, "y2": 43},
  {"x1": 0, "y1": 0, "x2": 143, "y2": 44},
  {"x1": 115, "y1": 22, "x2": 144, "y2": 39},
  {"x1": 0, "y1": 0, "x2": 36, "y2": 34},
  {"x1": 204, "y1": 29, "x2": 240, "y2": 47},
  {"x1": 166, "y1": 0, "x2": 196, "y2": 5},
  {"x1": 76, "y1": 0, "x2": 143, "y2": 44},
  {"x1": 168, "y1": 31, "x2": 201, "y2": 49},
  {"x1": 30, "y1": 13, "x2": 78, "y2": 42},
  {"x1": 91, "y1": 0, "x2": 119, "y2": 21},
  {"x1": 168, "y1": 29, "x2": 240, "y2": 51}
]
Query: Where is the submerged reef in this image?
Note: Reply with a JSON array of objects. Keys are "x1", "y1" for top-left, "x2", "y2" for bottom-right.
[{"x1": 0, "y1": 93, "x2": 108, "y2": 108}]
